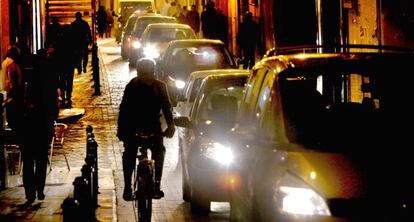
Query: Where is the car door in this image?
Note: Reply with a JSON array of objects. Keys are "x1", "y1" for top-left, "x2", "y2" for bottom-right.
[{"x1": 230, "y1": 67, "x2": 269, "y2": 218}]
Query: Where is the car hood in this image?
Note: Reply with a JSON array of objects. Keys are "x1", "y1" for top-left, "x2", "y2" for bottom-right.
[{"x1": 286, "y1": 146, "x2": 413, "y2": 200}]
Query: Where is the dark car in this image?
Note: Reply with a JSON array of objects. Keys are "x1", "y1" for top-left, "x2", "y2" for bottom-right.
[
  {"x1": 156, "y1": 39, "x2": 237, "y2": 105},
  {"x1": 174, "y1": 71, "x2": 249, "y2": 214},
  {"x1": 129, "y1": 23, "x2": 196, "y2": 65},
  {"x1": 120, "y1": 11, "x2": 157, "y2": 59},
  {"x1": 128, "y1": 15, "x2": 177, "y2": 65},
  {"x1": 229, "y1": 45, "x2": 414, "y2": 222}
]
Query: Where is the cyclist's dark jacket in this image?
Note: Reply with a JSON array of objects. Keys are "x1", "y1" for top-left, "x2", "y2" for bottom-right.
[{"x1": 117, "y1": 77, "x2": 173, "y2": 140}]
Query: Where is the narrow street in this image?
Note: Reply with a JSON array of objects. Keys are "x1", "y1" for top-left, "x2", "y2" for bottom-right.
[{"x1": 0, "y1": 38, "x2": 229, "y2": 221}]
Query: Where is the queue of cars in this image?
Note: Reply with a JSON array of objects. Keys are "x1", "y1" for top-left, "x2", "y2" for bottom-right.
[
  {"x1": 171, "y1": 45, "x2": 414, "y2": 221},
  {"x1": 119, "y1": 9, "x2": 414, "y2": 221}
]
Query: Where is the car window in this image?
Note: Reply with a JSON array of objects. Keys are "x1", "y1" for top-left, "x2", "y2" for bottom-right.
[
  {"x1": 278, "y1": 68, "x2": 389, "y2": 150},
  {"x1": 197, "y1": 82, "x2": 245, "y2": 123},
  {"x1": 134, "y1": 17, "x2": 177, "y2": 36},
  {"x1": 242, "y1": 69, "x2": 268, "y2": 116},
  {"x1": 125, "y1": 16, "x2": 138, "y2": 32},
  {"x1": 167, "y1": 45, "x2": 234, "y2": 79},
  {"x1": 255, "y1": 71, "x2": 275, "y2": 117},
  {"x1": 189, "y1": 78, "x2": 203, "y2": 102},
  {"x1": 148, "y1": 28, "x2": 196, "y2": 42}
]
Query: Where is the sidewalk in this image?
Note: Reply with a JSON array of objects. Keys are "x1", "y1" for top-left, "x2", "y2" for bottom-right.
[{"x1": 0, "y1": 40, "x2": 119, "y2": 222}]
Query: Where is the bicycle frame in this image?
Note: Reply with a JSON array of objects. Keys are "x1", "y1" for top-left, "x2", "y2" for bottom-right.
[{"x1": 132, "y1": 133, "x2": 160, "y2": 222}]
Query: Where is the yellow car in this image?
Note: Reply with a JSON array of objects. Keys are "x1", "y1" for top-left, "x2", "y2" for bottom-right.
[{"x1": 229, "y1": 45, "x2": 414, "y2": 221}]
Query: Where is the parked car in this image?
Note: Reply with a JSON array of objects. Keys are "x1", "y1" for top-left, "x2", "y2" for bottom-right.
[
  {"x1": 228, "y1": 45, "x2": 414, "y2": 221},
  {"x1": 174, "y1": 71, "x2": 249, "y2": 214},
  {"x1": 156, "y1": 39, "x2": 237, "y2": 105},
  {"x1": 129, "y1": 23, "x2": 196, "y2": 64},
  {"x1": 175, "y1": 69, "x2": 250, "y2": 162},
  {"x1": 120, "y1": 11, "x2": 157, "y2": 59}
]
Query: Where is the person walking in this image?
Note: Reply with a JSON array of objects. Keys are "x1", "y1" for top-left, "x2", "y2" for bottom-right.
[
  {"x1": 216, "y1": 8, "x2": 228, "y2": 46},
  {"x1": 1, "y1": 46, "x2": 23, "y2": 133},
  {"x1": 201, "y1": 2, "x2": 218, "y2": 39},
  {"x1": 237, "y1": 11, "x2": 259, "y2": 69},
  {"x1": 97, "y1": 6, "x2": 108, "y2": 38},
  {"x1": 186, "y1": 4, "x2": 200, "y2": 35},
  {"x1": 71, "y1": 12, "x2": 92, "y2": 74},
  {"x1": 56, "y1": 24, "x2": 76, "y2": 108},
  {"x1": 117, "y1": 58, "x2": 175, "y2": 201},
  {"x1": 21, "y1": 47, "x2": 59, "y2": 204},
  {"x1": 45, "y1": 17, "x2": 62, "y2": 49}
]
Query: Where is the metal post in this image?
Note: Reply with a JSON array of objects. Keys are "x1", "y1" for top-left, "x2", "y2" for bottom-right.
[
  {"x1": 92, "y1": 43, "x2": 101, "y2": 96},
  {"x1": 0, "y1": 93, "x2": 6, "y2": 190}
]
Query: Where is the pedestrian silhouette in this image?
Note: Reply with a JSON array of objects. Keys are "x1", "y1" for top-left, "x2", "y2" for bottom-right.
[
  {"x1": 1, "y1": 46, "x2": 23, "y2": 133},
  {"x1": 186, "y1": 4, "x2": 200, "y2": 34},
  {"x1": 237, "y1": 11, "x2": 259, "y2": 69},
  {"x1": 97, "y1": 6, "x2": 108, "y2": 38},
  {"x1": 21, "y1": 48, "x2": 59, "y2": 204},
  {"x1": 201, "y1": 2, "x2": 218, "y2": 39},
  {"x1": 71, "y1": 12, "x2": 92, "y2": 74}
]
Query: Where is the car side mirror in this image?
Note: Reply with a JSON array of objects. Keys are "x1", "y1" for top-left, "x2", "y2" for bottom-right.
[
  {"x1": 176, "y1": 94, "x2": 186, "y2": 102},
  {"x1": 174, "y1": 116, "x2": 192, "y2": 128},
  {"x1": 235, "y1": 57, "x2": 244, "y2": 67}
]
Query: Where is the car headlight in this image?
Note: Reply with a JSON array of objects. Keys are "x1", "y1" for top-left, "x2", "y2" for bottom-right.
[
  {"x1": 275, "y1": 173, "x2": 331, "y2": 216},
  {"x1": 175, "y1": 80, "x2": 185, "y2": 89},
  {"x1": 132, "y1": 41, "x2": 141, "y2": 49},
  {"x1": 143, "y1": 45, "x2": 160, "y2": 59},
  {"x1": 168, "y1": 76, "x2": 185, "y2": 89},
  {"x1": 201, "y1": 142, "x2": 234, "y2": 165}
]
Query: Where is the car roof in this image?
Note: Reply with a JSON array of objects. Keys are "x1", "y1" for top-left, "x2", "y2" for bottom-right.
[
  {"x1": 258, "y1": 52, "x2": 414, "y2": 71},
  {"x1": 203, "y1": 72, "x2": 249, "y2": 81},
  {"x1": 137, "y1": 15, "x2": 177, "y2": 20},
  {"x1": 191, "y1": 69, "x2": 249, "y2": 79},
  {"x1": 168, "y1": 39, "x2": 224, "y2": 47},
  {"x1": 146, "y1": 23, "x2": 193, "y2": 29}
]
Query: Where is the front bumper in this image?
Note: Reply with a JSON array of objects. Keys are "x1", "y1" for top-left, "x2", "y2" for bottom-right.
[{"x1": 190, "y1": 156, "x2": 238, "y2": 201}]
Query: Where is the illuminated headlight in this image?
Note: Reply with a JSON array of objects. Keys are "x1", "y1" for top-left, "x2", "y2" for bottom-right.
[
  {"x1": 175, "y1": 80, "x2": 185, "y2": 89},
  {"x1": 132, "y1": 41, "x2": 141, "y2": 49},
  {"x1": 168, "y1": 76, "x2": 185, "y2": 89},
  {"x1": 201, "y1": 142, "x2": 234, "y2": 165},
  {"x1": 275, "y1": 174, "x2": 331, "y2": 216},
  {"x1": 143, "y1": 45, "x2": 160, "y2": 59}
]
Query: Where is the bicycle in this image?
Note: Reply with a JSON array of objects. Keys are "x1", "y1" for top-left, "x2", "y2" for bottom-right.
[{"x1": 132, "y1": 133, "x2": 163, "y2": 222}]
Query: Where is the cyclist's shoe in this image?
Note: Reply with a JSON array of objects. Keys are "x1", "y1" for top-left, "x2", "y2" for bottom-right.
[
  {"x1": 153, "y1": 190, "x2": 164, "y2": 199},
  {"x1": 123, "y1": 187, "x2": 133, "y2": 201}
]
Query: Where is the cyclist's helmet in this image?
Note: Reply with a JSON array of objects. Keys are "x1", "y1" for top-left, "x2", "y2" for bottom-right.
[{"x1": 136, "y1": 58, "x2": 156, "y2": 77}]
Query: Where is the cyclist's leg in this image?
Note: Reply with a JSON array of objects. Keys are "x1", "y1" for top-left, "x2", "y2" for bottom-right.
[
  {"x1": 122, "y1": 138, "x2": 138, "y2": 200},
  {"x1": 151, "y1": 137, "x2": 166, "y2": 198}
]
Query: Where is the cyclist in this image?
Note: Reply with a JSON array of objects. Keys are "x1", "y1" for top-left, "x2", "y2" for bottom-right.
[{"x1": 117, "y1": 58, "x2": 175, "y2": 201}]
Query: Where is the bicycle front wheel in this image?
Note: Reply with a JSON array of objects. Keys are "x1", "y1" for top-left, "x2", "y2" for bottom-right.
[{"x1": 136, "y1": 164, "x2": 153, "y2": 222}]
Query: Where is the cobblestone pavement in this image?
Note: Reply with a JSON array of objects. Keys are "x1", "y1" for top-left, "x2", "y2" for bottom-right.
[{"x1": 0, "y1": 38, "x2": 229, "y2": 222}]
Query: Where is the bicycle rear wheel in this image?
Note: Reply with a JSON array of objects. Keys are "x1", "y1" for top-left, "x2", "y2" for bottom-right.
[{"x1": 136, "y1": 164, "x2": 153, "y2": 221}]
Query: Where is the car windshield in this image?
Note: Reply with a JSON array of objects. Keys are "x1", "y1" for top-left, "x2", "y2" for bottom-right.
[
  {"x1": 277, "y1": 59, "x2": 412, "y2": 151},
  {"x1": 148, "y1": 28, "x2": 195, "y2": 42},
  {"x1": 167, "y1": 45, "x2": 235, "y2": 79},
  {"x1": 125, "y1": 16, "x2": 138, "y2": 32},
  {"x1": 196, "y1": 77, "x2": 246, "y2": 124},
  {"x1": 133, "y1": 17, "x2": 177, "y2": 37}
]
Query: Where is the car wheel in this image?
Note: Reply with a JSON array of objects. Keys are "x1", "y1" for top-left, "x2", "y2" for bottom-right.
[{"x1": 190, "y1": 179, "x2": 210, "y2": 215}]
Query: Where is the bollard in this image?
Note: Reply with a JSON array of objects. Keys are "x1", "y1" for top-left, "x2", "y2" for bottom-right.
[
  {"x1": 92, "y1": 43, "x2": 101, "y2": 96},
  {"x1": 0, "y1": 93, "x2": 6, "y2": 190},
  {"x1": 86, "y1": 125, "x2": 99, "y2": 207}
]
